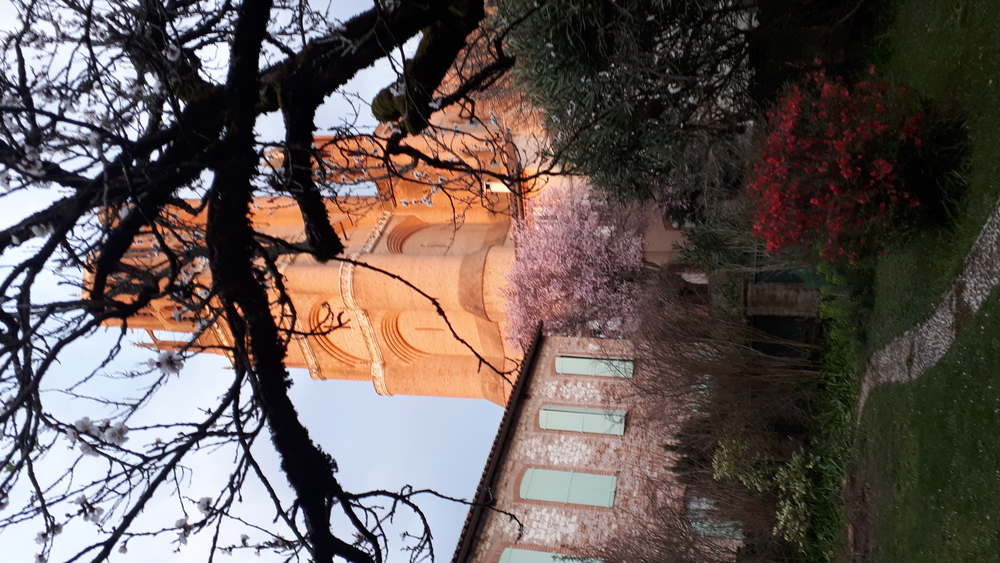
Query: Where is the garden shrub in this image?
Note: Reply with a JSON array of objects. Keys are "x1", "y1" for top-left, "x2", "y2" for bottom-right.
[{"x1": 748, "y1": 66, "x2": 927, "y2": 264}]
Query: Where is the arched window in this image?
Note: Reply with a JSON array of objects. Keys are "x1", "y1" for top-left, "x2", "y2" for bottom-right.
[
  {"x1": 499, "y1": 548, "x2": 601, "y2": 563},
  {"x1": 539, "y1": 405, "x2": 626, "y2": 436},
  {"x1": 519, "y1": 469, "x2": 617, "y2": 507},
  {"x1": 555, "y1": 356, "x2": 633, "y2": 378}
]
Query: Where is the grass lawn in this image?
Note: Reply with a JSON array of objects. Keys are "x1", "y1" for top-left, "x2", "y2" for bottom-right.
[
  {"x1": 856, "y1": 293, "x2": 1000, "y2": 562},
  {"x1": 849, "y1": 0, "x2": 1000, "y2": 561},
  {"x1": 865, "y1": 0, "x2": 1000, "y2": 350}
]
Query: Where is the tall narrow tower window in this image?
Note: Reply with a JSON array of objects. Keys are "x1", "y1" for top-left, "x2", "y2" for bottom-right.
[{"x1": 484, "y1": 180, "x2": 510, "y2": 193}]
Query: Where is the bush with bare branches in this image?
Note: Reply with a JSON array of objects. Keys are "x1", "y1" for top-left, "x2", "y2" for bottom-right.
[{"x1": 617, "y1": 270, "x2": 819, "y2": 558}]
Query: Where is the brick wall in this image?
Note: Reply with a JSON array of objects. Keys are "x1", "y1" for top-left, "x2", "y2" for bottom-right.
[{"x1": 466, "y1": 336, "x2": 683, "y2": 563}]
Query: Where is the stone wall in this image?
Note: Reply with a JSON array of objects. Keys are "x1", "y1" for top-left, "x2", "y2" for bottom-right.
[{"x1": 466, "y1": 336, "x2": 682, "y2": 562}]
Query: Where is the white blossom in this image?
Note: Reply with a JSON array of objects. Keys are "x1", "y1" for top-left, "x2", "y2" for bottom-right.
[
  {"x1": 78, "y1": 441, "x2": 98, "y2": 457},
  {"x1": 74, "y1": 417, "x2": 98, "y2": 436},
  {"x1": 80, "y1": 503, "x2": 105, "y2": 523},
  {"x1": 118, "y1": 544, "x2": 128, "y2": 554},
  {"x1": 196, "y1": 496, "x2": 212, "y2": 515},
  {"x1": 35, "y1": 531, "x2": 47, "y2": 544},
  {"x1": 148, "y1": 351, "x2": 184, "y2": 375},
  {"x1": 101, "y1": 422, "x2": 129, "y2": 446},
  {"x1": 176, "y1": 517, "x2": 192, "y2": 545}
]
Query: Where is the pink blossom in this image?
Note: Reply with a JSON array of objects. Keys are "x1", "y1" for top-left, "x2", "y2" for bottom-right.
[{"x1": 503, "y1": 182, "x2": 653, "y2": 349}]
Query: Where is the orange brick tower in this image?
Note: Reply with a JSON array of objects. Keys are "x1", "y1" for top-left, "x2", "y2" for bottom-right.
[
  {"x1": 109, "y1": 91, "x2": 686, "y2": 406},
  {"x1": 116, "y1": 104, "x2": 526, "y2": 406}
]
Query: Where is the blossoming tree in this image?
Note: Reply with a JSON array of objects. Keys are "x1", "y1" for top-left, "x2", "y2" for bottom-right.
[
  {"x1": 0, "y1": 0, "x2": 528, "y2": 561},
  {"x1": 503, "y1": 181, "x2": 654, "y2": 350}
]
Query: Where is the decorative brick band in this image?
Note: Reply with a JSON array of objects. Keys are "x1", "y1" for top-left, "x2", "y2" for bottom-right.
[{"x1": 339, "y1": 211, "x2": 393, "y2": 395}]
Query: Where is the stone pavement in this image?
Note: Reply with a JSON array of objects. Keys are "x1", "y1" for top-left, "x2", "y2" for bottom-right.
[{"x1": 860, "y1": 201, "x2": 1000, "y2": 412}]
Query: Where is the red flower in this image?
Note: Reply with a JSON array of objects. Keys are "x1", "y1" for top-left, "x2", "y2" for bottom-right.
[{"x1": 747, "y1": 70, "x2": 926, "y2": 263}]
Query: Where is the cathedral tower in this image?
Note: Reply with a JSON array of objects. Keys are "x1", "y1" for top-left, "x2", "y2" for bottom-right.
[{"x1": 113, "y1": 106, "x2": 525, "y2": 406}]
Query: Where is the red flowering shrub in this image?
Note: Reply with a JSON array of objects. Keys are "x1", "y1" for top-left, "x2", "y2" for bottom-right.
[{"x1": 748, "y1": 67, "x2": 926, "y2": 263}]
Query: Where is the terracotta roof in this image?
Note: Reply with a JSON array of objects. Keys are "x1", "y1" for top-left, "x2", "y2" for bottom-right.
[{"x1": 450, "y1": 323, "x2": 545, "y2": 563}]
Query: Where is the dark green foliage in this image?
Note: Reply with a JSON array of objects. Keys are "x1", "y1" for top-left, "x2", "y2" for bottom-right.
[
  {"x1": 499, "y1": 0, "x2": 754, "y2": 200},
  {"x1": 894, "y1": 110, "x2": 971, "y2": 228}
]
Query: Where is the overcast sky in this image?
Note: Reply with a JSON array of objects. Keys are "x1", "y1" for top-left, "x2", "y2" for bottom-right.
[{"x1": 0, "y1": 0, "x2": 508, "y2": 560}]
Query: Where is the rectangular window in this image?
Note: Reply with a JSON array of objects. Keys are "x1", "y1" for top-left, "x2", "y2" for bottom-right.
[
  {"x1": 499, "y1": 548, "x2": 601, "y2": 563},
  {"x1": 520, "y1": 468, "x2": 617, "y2": 507},
  {"x1": 555, "y1": 356, "x2": 633, "y2": 378},
  {"x1": 539, "y1": 405, "x2": 626, "y2": 436}
]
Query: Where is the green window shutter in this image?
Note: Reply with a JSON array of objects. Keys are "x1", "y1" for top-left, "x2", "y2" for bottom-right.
[
  {"x1": 555, "y1": 356, "x2": 633, "y2": 378},
  {"x1": 499, "y1": 548, "x2": 602, "y2": 563},
  {"x1": 520, "y1": 469, "x2": 617, "y2": 507},
  {"x1": 539, "y1": 405, "x2": 626, "y2": 436},
  {"x1": 567, "y1": 472, "x2": 617, "y2": 507},
  {"x1": 520, "y1": 468, "x2": 572, "y2": 503}
]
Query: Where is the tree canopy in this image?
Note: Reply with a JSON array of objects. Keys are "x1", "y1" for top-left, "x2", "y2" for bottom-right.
[
  {"x1": 499, "y1": 0, "x2": 755, "y2": 202},
  {"x1": 0, "y1": 0, "x2": 522, "y2": 561}
]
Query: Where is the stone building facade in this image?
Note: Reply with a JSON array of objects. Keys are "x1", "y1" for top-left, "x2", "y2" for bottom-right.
[{"x1": 452, "y1": 334, "x2": 689, "y2": 563}]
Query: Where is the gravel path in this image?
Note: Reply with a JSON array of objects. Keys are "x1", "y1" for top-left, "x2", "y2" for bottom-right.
[{"x1": 859, "y1": 201, "x2": 1000, "y2": 412}]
